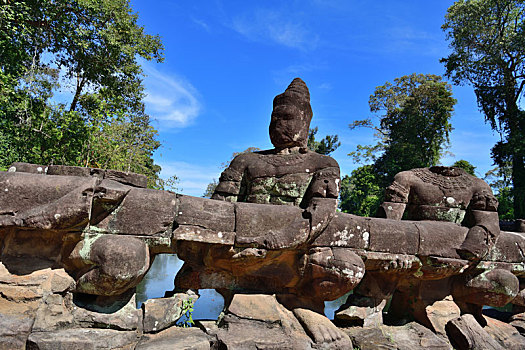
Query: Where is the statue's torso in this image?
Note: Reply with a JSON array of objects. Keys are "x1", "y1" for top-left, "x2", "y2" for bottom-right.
[{"x1": 215, "y1": 150, "x2": 339, "y2": 207}]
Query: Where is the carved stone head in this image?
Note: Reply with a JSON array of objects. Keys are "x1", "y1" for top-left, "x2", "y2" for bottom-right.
[{"x1": 269, "y1": 78, "x2": 313, "y2": 149}]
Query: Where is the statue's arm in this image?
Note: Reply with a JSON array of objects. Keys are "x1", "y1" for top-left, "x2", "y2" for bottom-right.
[
  {"x1": 303, "y1": 166, "x2": 340, "y2": 241},
  {"x1": 377, "y1": 172, "x2": 410, "y2": 219},
  {"x1": 459, "y1": 181, "x2": 500, "y2": 260},
  {"x1": 211, "y1": 156, "x2": 246, "y2": 202}
]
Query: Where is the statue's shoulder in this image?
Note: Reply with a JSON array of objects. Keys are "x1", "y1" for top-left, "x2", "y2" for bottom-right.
[{"x1": 304, "y1": 151, "x2": 340, "y2": 170}]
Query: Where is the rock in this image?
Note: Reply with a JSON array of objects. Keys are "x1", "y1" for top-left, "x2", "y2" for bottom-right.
[
  {"x1": 72, "y1": 292, "x2": 141, "y2": 331},
  {"x1": 72, "y1": 234, "x2": 150, "y2": 296},
  {"x1": 227, "y1": 294, "x2": 282, "y2": 322},
  {"x1": 216, "y1": 294, "x2": 313, "y2": 349},
  {"x1": 26, "y1": 329, "x2": 139, "y2": 350},
  {"x1": 0, "y1": 265, "x2": 76, "y2": 348},
  {"x1": 344, "y1": 322, "x2": 452, "y2": 350},
  {"x1": 425, "y1": 296, "x2": 461, "y2": 337},
  {"x1": 7, "y1": 162, "x2": 47, "y2": 174},
  {"x1": 484, "y1": 315, "x2": 525, "y2": 349},
  {"x1": 32, "y1": 293, "x2": 74, "y2": 331},
  {"x1": 0, "y1": 305, "x2": 37, "y2": 350},
  {"x1": 510, "y1": 312, "x2": 525, "y2": 334},
  {"x1": 335, "y1": 295, "x2": 386, "y2": 327},
  {"x1": 453, "y1": 269, "x2": 519, "y2": 308},
  {"x1": 445, "y1": 314, "x2": 503, "y2": 350},
  {"x1": 136, "y1": 326, "x2": 212, "y2": 350},
  {"x1": 142, "y1": 292, "x2": 198, "y2": 333}
]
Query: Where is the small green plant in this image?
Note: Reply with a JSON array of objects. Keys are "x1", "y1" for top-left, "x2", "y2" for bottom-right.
[{"x1": 177, "y1": 298, "x2": 195, "y2": 328}]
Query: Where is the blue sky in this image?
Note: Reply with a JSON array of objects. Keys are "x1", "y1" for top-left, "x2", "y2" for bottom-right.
[{"x1": 131, "y1": 0, "x2": 500, "y2": 197}]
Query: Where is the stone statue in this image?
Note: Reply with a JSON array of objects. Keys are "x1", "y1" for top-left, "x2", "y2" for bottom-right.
[
  {"x1": 378, "y1": 165, "x2": 500, "y2": 260},
  {"x1": 207, "y1": 78, "x2": 364, "y2": 345}
]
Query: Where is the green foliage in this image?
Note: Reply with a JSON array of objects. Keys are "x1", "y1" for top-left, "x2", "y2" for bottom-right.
[
  {"x1": 203, "y1": 178, "x2": 219, "y2": 198},
  {"x1": 307, "y1": 127, "x2": 341, "y2": 155},
  {"x1": 350, "y1": 74, "x2": 456, "y2": 185},
  {"x1": 442, "y1": 0, "x2": 525, "y2": 217},
  {"x1": 0, "y1": 0, "x2": 166, "y2": 187},
  {"x1": 344, "y1": 74, "x2": 455, "y2": 216},
  {"x1": 485, "y1": 164, "x2": 514, "y2": 219},
  {"x1": 339, "y1": 166, "x2": 383, "y2": 217},
  {"x1": 177, "y1": 298, "x2": 196, "y2": 328},
  {"x1": 451, "y1": 159, "x2": 476, "y2": 176}
]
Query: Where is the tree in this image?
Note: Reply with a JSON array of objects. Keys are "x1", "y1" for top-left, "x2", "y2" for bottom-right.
[
  {"x1": 307, "y1": 127, "x2": 341, "y2": 155},
  {"x1": 352, "y1": 73, "x2": 456, "y2": 183},
  {"x1": 339, "y1": 165, "x2": 382, "y2": 217},
  {"x1": 343, "y1": 74, "x2": 456, "y2": 216},
  {"x1": 0, "y1": 0, "x2": 165, "y2": 186},
  {"x1": 485, "y1": 164, "x2": 514, "y2": 219},
  {"x1": 349, "y1": 73, "x2": 456, "y2": 186},
  {"x1": 442, "y1": 0, "x2": 525, "y2": 217},
  {"x1": 452, "y1": 159, "x2": 477, "y2": 176}
]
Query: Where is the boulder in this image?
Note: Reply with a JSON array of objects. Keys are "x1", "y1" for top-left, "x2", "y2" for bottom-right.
[
  {"x1": 142, "y1": 292, "x2": 198, "y2": 333},
  {"x1": 424, "y1": 296, "x2": 461, "y2": 337},
  {"x1": 136, "y1": 326, "x2": 213, "y2": 350},
  {"x1": 26, "y1": 329, "x2": 139, "y2": 350},
  {"x1": 484, "y1": 316, "x2": 525, "y2": 349},
  {"x1": 215, "y1": 294, "x2": 313, "y2": 349},
  {"x1": 344, "y1": 322, "x2": 451, "y2": 350},
  {"x1": 445, "y1": 314, "x2": 503, "y2": 350}
]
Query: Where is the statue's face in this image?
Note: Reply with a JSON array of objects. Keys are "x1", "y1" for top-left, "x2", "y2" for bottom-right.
[{"x1": 269, "y1": 98, "x2": 310, "y2": 149}]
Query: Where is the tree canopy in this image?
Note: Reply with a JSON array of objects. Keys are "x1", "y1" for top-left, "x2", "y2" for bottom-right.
[
  {"x1": 349, "y1": 73, "x2": 456, "y2": 185},
  {"x1": 307, "y1": 127, "x2": 341, "y2": 155},
  {"x1": 442, "y1": 0, "x2": 525, "y2": 218},
  {"x1": 0, "y1": 0, "x2": 166, "y2": 188},
  {"x1": 342, "y1": 74, "x2": 456, "y2": 217}
]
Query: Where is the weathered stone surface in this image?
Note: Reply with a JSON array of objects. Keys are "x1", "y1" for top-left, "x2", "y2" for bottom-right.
[
  {"x1": 71, "y1": 292, "x2": 140, "y2": 331},
  {"x1": 8, "y1": 162, "x2": 47, "y2": 174},
  {"x1": 312, "y1": 213, "x2": 370, "y2": 249},
  {"x1": 368, "y1": 218, "x2": 419, "y2": 255},
  {"x1": 487, "y1": 231, "x2": 525, "y2": 263},
  {"x1": 227, "y1": 294, "x2": 283, "y2": 322},
  {"x1": 91, "y1": 187, "x2": 176, "y2": 236},
  {"x1": 344, "y1": 322, "x2": 452, "y2": 350},
  {"x1": 27, "y1": 329, "x2": 139, "y2": 350},
  {"x1": 484, "y1": 316, "x2": 525, "y2": 350},
  {"x1": 0, "y1": 301, "x2": 38, "y2": 350},
  {"x1": 417, "y1": 221, "x2": 467, "y2": 259},
  {"x1": 47, "y1": 164, "x2": 94, "y2": 177},
  {"x1": 453, "y1": 269, "x2": 519, "y2": 308},
  {"x1": 0, "y1": 172, "x2": 96, "y2": 229},
  {"x1": 32, "y1": 293, "x2": 75, "y2": 331},
  {"x1": 104, "y1": 169, "x2": 148, "y2": 188},
  {"x1": 234, "y1": 202, "x2": 309, "y2": 249},
  {"x1": 424, "y1": 296, "x2": 461, "y2": 337},
  {"x1": 177, "y1": 195, "x2": 234, "y2": 232},
  {"x1": 510, "y1": 311, "x2": 525, "y2": 334},
  {"x1": 446, "y1": 314, "x2": 503, "y2": 350},
  {"x1": 335, "y1": 295, "x2": 386, "y2": 327},
  {"x1": 269, "y1": 78, "x2": 312, "y2": 149},
  {"x1": 71, "y1": 234, "x2": 150, "y2": 296},
  {"x1": 298, "y1": 247, "x2": 365, "y2": 301},
  {"x1": 216, "y1": 294, "x2": 313, "y2": 349},
  {"x1": 173, "y1": 225, "x2": 235, "y2": 245},
  {"x1": 142, "y1": 292, "x2": 198, "y2": 333},
  {"x1": 136, "y1": 326, "x2": 212, "y2": 350}
]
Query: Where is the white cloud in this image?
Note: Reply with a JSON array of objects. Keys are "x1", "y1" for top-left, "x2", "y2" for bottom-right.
[
  {"x1": 142, "y1": 63, "x2": 201, "y2": 128},
  {"x1": 191, "y1": 17, "x2": 211, "y2": 32},
  {"x1": 231, "y1": 9, "x2": 318, "y2": 50},
  {"x1": 158, "y1": 161, "x2": 222, "y2": 197}
]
